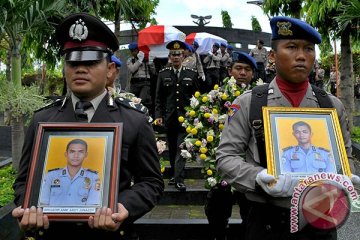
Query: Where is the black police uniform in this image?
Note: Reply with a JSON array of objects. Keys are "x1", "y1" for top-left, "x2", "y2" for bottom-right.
[
  {"x1": 155, "y1": 66, "x2": 199, "y2": 187},
  {"x1": 12, "y1": 12, "x2": 164, "y2": 240}
]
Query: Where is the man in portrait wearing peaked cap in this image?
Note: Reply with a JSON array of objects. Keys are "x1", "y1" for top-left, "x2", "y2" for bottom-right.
[
  {"x1": 216, "y1": 16, "x2": 360, "y2": 240},
  {"x1": 155, "y1": 40, "x2": 200, "y2": 192},
  {"x1": 12, "y1": 12, "x2": 164, "y2": 240}
]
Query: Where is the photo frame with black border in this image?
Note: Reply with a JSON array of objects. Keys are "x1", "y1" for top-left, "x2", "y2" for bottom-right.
[
  {"x1": 262, "y1": 107, "x2": 351, "y2": 179},
  {"x1": 23, "y1": 123, "x2": 122, "y2": 221}
]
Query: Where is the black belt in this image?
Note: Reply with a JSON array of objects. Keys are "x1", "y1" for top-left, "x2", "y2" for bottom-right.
[{"x1": 131, "y1": 77, "x2": 150, "y2": 83}]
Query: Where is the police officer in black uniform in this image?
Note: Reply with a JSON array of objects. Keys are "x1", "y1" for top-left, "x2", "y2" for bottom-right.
[
  {"x1": 12, "y1": 13, "x2": 164, "y2": 240},
  {"x1": 155, "y1": 40, "x2": 199, "y2": 191}
]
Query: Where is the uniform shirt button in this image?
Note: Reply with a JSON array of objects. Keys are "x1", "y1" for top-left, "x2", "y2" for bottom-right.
[
  {"x1": 265, "y1": 225, "x2": 271, "y2": 230},
  {"x1": 120, "y1": 230, "x2": 125, "y2": 236},
  {"x1": 176, "y1": 99, "x2": 179, "y2": 102},
  {"x1": 177, "y1": 107, "x2": 179, "y2": 109},
  {"x1": 176, "y1": 84, "x2": 179, "y2": 86},
  {"x1": 176, "y1": 91, "x2": 179, "y2": 94}
]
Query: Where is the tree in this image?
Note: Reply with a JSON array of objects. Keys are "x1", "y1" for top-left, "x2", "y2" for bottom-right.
[
  {"x1": 251, "y1": 16, "x2": 262, "y2": 32},
  {"x1": 221, "y1": 10, "x2": 233, "y2": 28}
]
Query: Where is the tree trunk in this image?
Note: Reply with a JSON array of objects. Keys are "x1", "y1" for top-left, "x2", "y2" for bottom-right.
[
  {"x1": 10, "y1": 116, "x2": 24, "y2": 171},
  {"x1": 11, "y1": 45, "x2": 21, "y2": 87},
  {"x1": 339, "y1": 26, "x2": 354, "y2": 130}
]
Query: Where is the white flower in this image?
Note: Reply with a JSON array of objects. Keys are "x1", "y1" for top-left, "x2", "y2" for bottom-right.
[
  {"x1": 190, "y1": 96, "x2": 199, "y2": 108},
  {"x1": 207, "y1": 130, "x2": 215, "y2": 137},
  {"x1": 256, "y1": 78, "x2": 265, "y2": 85},
  {"x1": 207, "y1": 177, "x2": 217, "y2": 187},
  {"x1": 156, "y1": 140, "x2": 167, "y2": 154},
  {"x1": 195, "y1": 121, "x2": 203, "y2": 129},
  {"x1": 180, "y1": 150, "x2": 192, "y2": 159},
  {"x1": 131, "y1": 97, "x2": 142, "y2": 104},
  {"x1": 218, "y1": 114, "x2": 227, "y2": 123}
]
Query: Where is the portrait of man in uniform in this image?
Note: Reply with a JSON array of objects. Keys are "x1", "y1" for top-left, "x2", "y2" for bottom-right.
[
  {"x1": 281, "y1": 121, "x2": 336, "y2": 174},
  {"x1": 39, "y1": 138, "x2": 102, "y2": 207}
]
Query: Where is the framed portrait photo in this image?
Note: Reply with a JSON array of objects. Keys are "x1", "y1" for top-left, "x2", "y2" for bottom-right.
[
  {"x1": 262, "y1": 107, "x2": 351, "y2": 179},
  {"x1": 23, "y1": 123, "x2": 122, "y2": 221}
]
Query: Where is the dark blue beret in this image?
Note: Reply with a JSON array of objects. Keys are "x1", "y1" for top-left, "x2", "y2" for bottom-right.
[
  {"x1": 213, "y1": 43, "x2": 220, "y2": 48},
  {"x1": 56, "y1": 13, "x2": 119, "y2": 61},
  {"x1": 128, "y1": 42, "x2": 138, "y2": 50},
  {"x1": 193, "y1": 40, "x2": 199, "y2": 48},
  {"x1": 227, "y1": 45, "x2": 234, "y2": 50},
  {"x1": 111, "y1": 55, "x2": 122, "y2": 67},
  {"x1": 220, "y1": 42, "x2": 227, "y2": 48},
  {"x1": 166, "y1": 40, "x2": 186, "y2": 54},
  {"x1": 270, "y1": 16, "x2": 321, "y2": 44},
  {"x1": 232, "y1": 51, "x2": 257, "y2": 70}
]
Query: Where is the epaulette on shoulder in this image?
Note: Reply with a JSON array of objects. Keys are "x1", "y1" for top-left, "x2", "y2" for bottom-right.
[
  {"x1": 159, "y1": 67, "x2": 171, "y2": 73},
  {"x1": 183, "y1": 67, "x2": 197, "y2": 72},
  {"x1": 282, "y1": 146, "x2": 294, "y2": 152},
  {"x1": 35, "y1": 97, "x2": 65, "y2": 113},
  {"x1": 48, "y1": 168, "x2": 61, "y2": 172},
  {"x1": 318, "y1": 147, "x2": 330, "y2": 152},
  {"x1": 85, "y1": 168, "x2": 98, "y2": 174},
  {"x1": 115, "y1": 97, "x2": 148, "y2": 114}
]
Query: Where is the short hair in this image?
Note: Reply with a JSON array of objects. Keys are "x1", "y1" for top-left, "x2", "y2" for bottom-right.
[
  {"x1": 292, "y1": 121, "x2": 311, "y2": 132},
  {"x1": 258, "y1": 39, "x2": 264, "y2": 45},
  {"x1": 66, "y1": 139, "x2": 88, "y2": 151}
]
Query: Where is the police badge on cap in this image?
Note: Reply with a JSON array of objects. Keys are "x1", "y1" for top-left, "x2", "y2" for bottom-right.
[
  {"x1": 56, "y1": 13, "x2": 119, "y2": 62},
  {"x1": 166, "y1": 40, "x2": 186, "y2": 55}
]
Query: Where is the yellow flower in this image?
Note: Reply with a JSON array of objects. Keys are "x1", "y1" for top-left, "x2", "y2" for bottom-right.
[
  {"x1": 186, "y1": 126, "x2": 192, "y2": 133},
  {"x1": 189, "y1": 110, "x2": 196, "y2": 117},
  {"x1": 202, "y1": 96, "x2": 208, "y2": 103},
  {"x1": 195, "y1": 140, "x2": 202, "y2": 146},
  {"x1": 203, "y1": 112, "x2": 211, "y2": 118},
  {"x1": 219, "y1": 123, "x2": 224, "y2": 130},
  {"x1": 212, "y1": 108, "x2": 218, "y2": 114},
  {"x1": 178, "y1": 116, "x2": 184, "y2": 123},
  {"x1": 194, "y1": 91, "x2": 200, "y2": 97},
  {"x1": 235, "y1": 90, "x2": 241, "y2": 96},
  {"x1": 200, "y1": 153, "x2": 207, "y2": 160},
  {"x1": 207, "y1": 169, "x2": 213, "y2": 176},
  {"x1": 200, "y1": 147, "x2": 208, "y2": 154},
  {"x1": 214, "y1": 84, "x2": 219, "y2": 90},
  {"x1": 221, "y1": 94, "x2": 228, "y2": 100},
  {"x1": 161, "y1": 167, "x2": 165, "y2": 173},
  {"x1": 207, "y1": 135, "x2": 214, "y2": 142},
  {"x1": 191, "y1": 128, "x2": 198, "y2": 135}
]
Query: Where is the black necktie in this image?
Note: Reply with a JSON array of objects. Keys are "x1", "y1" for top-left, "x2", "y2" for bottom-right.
[
  {"x1": 75, "y1": 101, "x2": 92, "y2": 122},
  {"x1": 175, "y1": 70, "x2": 179, "y2": 80}
]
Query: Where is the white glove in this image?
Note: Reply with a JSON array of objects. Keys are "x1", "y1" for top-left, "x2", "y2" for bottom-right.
[
  {"x1": 201, "y1": 75, "x2": 206, "y2": 82},
  {"x1": 256, "y1": 169, "x2": 299, "y2": 197},
  {"x1": 351, "y1": 174, "x2": 360, "y2": 185},
  {"x1": 137, "y1": 51, "x2": 145, "y2": 62},
  {"x1": 208, "y1": 50, "x2": 213, "y2": 56}
]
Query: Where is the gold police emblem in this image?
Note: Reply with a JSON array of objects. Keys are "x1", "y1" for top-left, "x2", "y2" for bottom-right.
[
  {"x1": 277, "y1": 21, "x2": 293, "y2": 36},
  {"x1": 292, "y1": 153, "x2": 299, "y2": 160},
  {"x1": 69, "y1": 18, "x2": 88, "y2": 41},
  {"x1": 53, "y1": 179, "x2": 60, "y2": 185},
  {"x1": 315, "y1": 153, "x2": 322, "y2": 160},
  {"x1": 84, "y1": 177, "x2": 91, "y2": 189},
  {"x1": 173, "y1": 42, "x2": 180, "y2": 49}
]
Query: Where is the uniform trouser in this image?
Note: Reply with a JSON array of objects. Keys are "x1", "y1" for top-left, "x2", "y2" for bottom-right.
[
  {"x1": 244, "y1": 201, "x2": 337, "y2": 240},
  {"x1": 256, "y1": 63, "x2": 266, "y2": 81},
  {"x1": 205, "y1": 68, "x2": 220, "y2": 92},
  {"x1": 166, "y1": 125, "x2": 187, "y2": 183},
  {"x1": 205, "y1": 187, "x2": 250, "y2": 240},
  {"x1": 219, "y1": 67, "x2": 228, "y2": 85},
  {"x1": 129, "y1": 80, "x2": 152, "y2": 110}
]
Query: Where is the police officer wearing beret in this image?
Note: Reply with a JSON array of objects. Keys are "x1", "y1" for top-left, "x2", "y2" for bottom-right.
[
  {"x1": 216, "y1": 16, "x2": 360, "y2": 239},
  {"x1": 39, "y1": 139, "x2": 101, "y2": 206},
  {"x1": 282, "y1": 121, "x2": 336, "y2": 173},
  {"x1": 204, "y1": 43, "x2": 221, "y2": 92},
  {"x1": 12, "y1": 13, "x2": 164, "y2": 239},
  {"x1": 155, "y1": 40, "x2": 199, "y2": 191}
]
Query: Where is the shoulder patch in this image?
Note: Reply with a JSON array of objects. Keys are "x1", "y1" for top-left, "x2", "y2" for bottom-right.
[
  {"x1": 318, "y1": 147, "x2": 330, "y2": 152},
  {"x1": 282, "y1": 146, "x2": 294, "y2": 152},
  {"x1": 159, "y1": 67, "x2": 171, "y2": 73},
  {"x1": 34, "y1": 97, "x2": 65, "y2": 113},
  {"x1": 183, "y1": 67, "x2": 197, "y2": 72},
  {"x1": 227, "y1": 104, "x2": 240, "y2": 122},
  {"x1": 48, "y1": 168, "x2": 61, "y2": 172},
  {"x1": 115, "y1": 97, "x2": 148, "y2": 114},
  {"x1": 85, "y1": 168, "x2": 98, "y2": 174}
]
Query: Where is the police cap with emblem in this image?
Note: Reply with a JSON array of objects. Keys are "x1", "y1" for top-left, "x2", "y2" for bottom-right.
[
  {"x1": 166, "y1": 40, "x2": 186, "y2": 55},
  {"x1": 231, "y1": 51, "x2": 257, "y2": 70},
  {"x1": 270, "y1": 16, "x2": 321, "y2": 44},
  {"x1": 56, "y1": 12, "x2": 119, "y2": 62}
]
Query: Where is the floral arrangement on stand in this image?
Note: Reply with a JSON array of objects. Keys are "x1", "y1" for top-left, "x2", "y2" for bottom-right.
[{"x1": 179, "y1": 77, "x2": 264, "y2": 189}]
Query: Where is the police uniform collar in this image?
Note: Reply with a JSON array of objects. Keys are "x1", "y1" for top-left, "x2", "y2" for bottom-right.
[
  {"x1": 71, "y1": 90, "x2": 107, "y2": 112},
  {"x1": 173, "y1": 67, "x2": 182, "y2": 74}
]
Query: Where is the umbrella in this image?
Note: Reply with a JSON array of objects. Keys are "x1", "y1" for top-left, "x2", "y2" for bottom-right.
[
  {"x1": 185, "y1": 32, "x2": 228, "y2": 55},
  {"x1": 137, "y1": 25, "x2": 186, "y2": 60}
]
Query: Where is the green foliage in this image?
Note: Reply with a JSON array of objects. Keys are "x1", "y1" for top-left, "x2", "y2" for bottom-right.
[
  {"x1": 0, "y1": 165, "x2": 16, "y2": 207},
  {"x1": 0, "y1": 81, "x2": 49, "y2": 119},
  {"x1": 221, "y1": 10, "x2": 233, "y2": 28},
  {"x1": 251, "y1": 16, "x2": 262, "y2": 32},
  {"x1": 352, "y1": 126, "x2": 360, "y2": 144}
]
